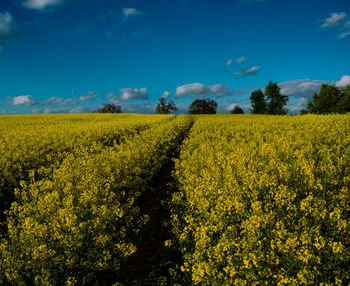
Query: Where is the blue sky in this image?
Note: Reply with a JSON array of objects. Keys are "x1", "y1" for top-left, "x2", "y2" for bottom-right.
[{"x1": 0, "y1": 0, "x2": 349, "y2": 114}]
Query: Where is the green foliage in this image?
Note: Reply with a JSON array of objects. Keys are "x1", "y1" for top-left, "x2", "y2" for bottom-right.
[
  {"x1": 188, "y1": 98, "x2": 218, "y2": 114},
  {"x1": 98, "y1": 103, "x2": 122, "y2": 113},
  {"x1": 250, "y1": 89, "x2": 266, "y2": 114},
  {"x1": 303, "y1": 83, "x2": 350, "y2": 114},
  {"x1": 265, "y1": 81, "x2": 288, "y2": 115},
  {"x1": 156, "y1": 97, "x2": 178, "y2": 114},
  {"x1": 230, "y1": 105, "x2": 244, "y2": 114},
  {"x1": 250, "y1": 83, "x2": 288, "y2": 115},
  {"x1": 338, "y1": 84, "x2": 350, "y2": 113}
]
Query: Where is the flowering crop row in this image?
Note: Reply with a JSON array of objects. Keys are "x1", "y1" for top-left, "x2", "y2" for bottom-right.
[
  {"x1": 171, "y1": 114, "x2": 350, "y2": 285},
  {"x1": 0, "y1": 115, "x2": 192, "y2": 285},
  {"x1": 0, "y1": 114, "x2": 172, "y2": 219}
]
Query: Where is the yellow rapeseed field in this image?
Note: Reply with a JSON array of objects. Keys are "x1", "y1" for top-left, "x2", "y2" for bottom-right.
[
  {"x1": 0, "y1": 113, "x2": 349, "y2": 285},
  {"x1": 171, "y1": 114, "x2": 350, "y2": 285}
]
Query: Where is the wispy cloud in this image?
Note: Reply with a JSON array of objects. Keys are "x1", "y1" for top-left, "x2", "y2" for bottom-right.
[
  {"x1": 226, "y1": 59, "x2": 232, "y2": 66},
  {"x1": 321, "y1": 12, "x2": 346, "y2": 28},
  {"x1": 8, "y1": 95, "x2": 36, "y2": 106},
  {"x1": 41, "y1": 92, "x2": 98, "y2": 106},
  {"x1": 339, "y1": 21, "x2": 350, "y2": 38},
  {"x1": 42, "y1": 96, "x2": 78, "y2": 106},
  {"x1": 122, "y1": 8, "x2": 143, "y2": 20},
  {"x1": 23, "y1": 0, "x2": 65, "y2": 10},
  {"x1": 236, "y1": 57, "x2": 247, "y2": 64},
  {"x1": 235, "y1": 66, "x2": 261, "y2": 76},
  {"x1": 33, "y1": 106, "x2": 92, "y2": 114},
  {"x1": 80, "y1": 91, "x2": 97, "y2": 102},
  {"x1": 0, "y1": 11, "x2": 16, "y2": 41}
]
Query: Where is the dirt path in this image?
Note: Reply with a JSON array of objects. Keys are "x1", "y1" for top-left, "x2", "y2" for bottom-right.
[{"x1": 117, "y1": 123, "x2": 193, "y2": 285}]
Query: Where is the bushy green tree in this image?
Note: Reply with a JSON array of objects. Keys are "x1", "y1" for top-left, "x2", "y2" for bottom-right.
[
  {"x1": 155, "y1": 97, "x2": 177, "y2": 114},
  {"x1": 338, "y1": 84, "x2": 350, "y2": 113},
  {"x1": 188, "y1": 98, "x2": 218, "y2": 114},
  {"x1": 250, "y1": 89, "x2": 266, "y2": 114},
  {"x1": 98, "y1": 103, "x2": 122, "y2": 113},
  {"x1": 230, "y1": 105, "x2": 244, "y2": 114},
  {"x1": 265, "y1": 81, "x2": 288, "y2": 115},
  {"x1": 303, "y1": 83, "x2": 350, "y2": 114}
]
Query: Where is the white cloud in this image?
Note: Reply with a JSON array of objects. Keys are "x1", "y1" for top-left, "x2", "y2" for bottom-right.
[
  {"x1": 9, "y1": 95, "x2": 36, "y2": 106},
  {"x1": 43, "y1": 107, "x2": 67, "y2": 114},
  {"x1": 23, "y1": 0, "x2": 64, "y2": 10},
  {"x1": 339, "y1": 21, "x2": 350, "y2": 38},
  {"x1": 80, "y1": 91, "x2": 97, "y2": 102},
  {"x1": 107, "y1": 93, "x2": 120, "y2": 105},
  {"x1": 106, "y1": 92, "x2": 116, "y2": 98},
  {"x1": 117, "y1": 87, "x2": 148, "y2": 101},
  {"x1": 42, "y1": 92, "x2": 97, "y2": 106},
  {"x1": 175, "y1": 83, "x2": 235, "y2": 98},
  {"x1": 236, "y1": 57, "x2": 247, "y2": 64},
  {"x1": 42, "y1": 96, "x2": 78, "y2": 106},
  {"x1": 321, "y1": 12, "x2": 346, "y2": 28},
  {"x1": 226, "y1": 103, "x2": 238, "y2": 112},
  {"x1": 34, "y1": 106, "x2": 91, "y2": 114},
  {"x1": 122, "y1": 8, "x2": 142, "y2": 19},
  {"x1": 69, "y1": 106, "x2": 91, "y2": 113},
  {"x1": 226, "y1": 59, "x2": 232, "y2": 66},
  {"x1": 278, "y1": 76, "x2": 350, "y2": 98},
  {"x1": 122, "y1": 102, "x2": 155, "y2": 114},
  {"x1": 287, "y1": 97, "x2": 309, "y2": 113},
  {"x1": 0, "y1": 11, "x2": 16, "y2": 41},
  {"x1": 339, "y1": 31, "x2": 350, "y2": 38},
  {"x1": 162, "y1": 91, "x2": 170, "y2": 99},
  {"x1": 279, "y1": 79, "x2": 326, "y2": 98},
  {"x1": 345, "y1": 21, "x2": 350, "y2": 30},
  {"x1": 336, "y1": 75, "x2": 350, "y2": 87},
  {"x1": 235, "y1": 66, "x2": 261, "y2": 76},
  {"x1": 176, "y1": 83, "x2": 212, "y2": 98},
  {"x1": 210, "y1": 84, "x2": 234, "y2": 98}
]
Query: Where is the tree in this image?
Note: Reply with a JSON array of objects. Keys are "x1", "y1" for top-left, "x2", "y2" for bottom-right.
[
  {"x1": 338, "y1": 84, "x2": 350, "y2": 113},
  {"x1": 188, "y1": 98, "x2": 218, "y2": 114},
  {"x1": 98, "y1": 103, "x2": 122, "y2": 113},
  {"x1": 302, "y1": 83, "x2": 350, "y2": 114},
  {"x1": 250, "y1": 89, "x2": 266, "y2": 114},
  {"x1": 230, "y1": 105, "x2": 244, "y2": 114},
  {"x1": 155, "y1": 97, "x2": 177, "y2": 114},
  {"x1": 265, "y1": 81, "x2": 288, "y2": 115}
]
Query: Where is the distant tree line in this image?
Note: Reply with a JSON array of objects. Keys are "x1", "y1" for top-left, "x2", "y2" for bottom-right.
[
  {"x1": 96, "y1": 81, "x2": 350, "y2": 115},
  {"x1": 301, "y1": 83, "x2": 350, "y2": 114},
  {"x1": 97, "y1": 103, "x2": 122, "y2": 113}
]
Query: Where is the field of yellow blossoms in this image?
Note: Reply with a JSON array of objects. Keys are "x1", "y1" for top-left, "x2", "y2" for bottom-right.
[{"x1": 0, "y1": 113, "x2": 349, "y2": 285}]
